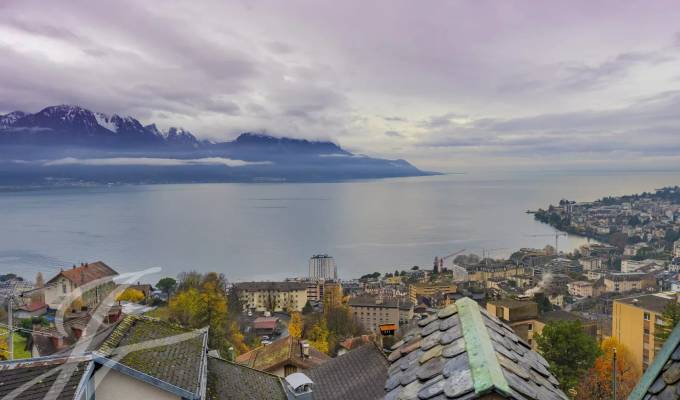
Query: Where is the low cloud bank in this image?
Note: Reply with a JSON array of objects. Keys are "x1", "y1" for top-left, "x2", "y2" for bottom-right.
[{"x1": 42, "y1": 157, "x2": 271, "y2": 167}]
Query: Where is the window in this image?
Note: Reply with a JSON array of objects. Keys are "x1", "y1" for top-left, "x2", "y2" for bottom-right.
[
  {"x1": 62, "y1": 283, "x2": 67, "y2": 294},
  {"x1": 644, "y1": 312, "x2": 650, "y2": 321},
  {"x1": 527, "y1": 323, "x2": 533, "y2": 331}
]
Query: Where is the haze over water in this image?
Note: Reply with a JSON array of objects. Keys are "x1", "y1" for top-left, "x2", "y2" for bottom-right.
[{"x1": 1, "y1": 170, "x2": 678, "y2": 282}]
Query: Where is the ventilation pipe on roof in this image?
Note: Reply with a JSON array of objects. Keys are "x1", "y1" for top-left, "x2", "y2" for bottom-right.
[{"x1": 284, "y1": 373, "x2": 313, "y2": 399}]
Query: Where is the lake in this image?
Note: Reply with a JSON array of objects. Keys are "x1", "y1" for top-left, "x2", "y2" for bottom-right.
[{"x1": 1, "y1": 170, "x2": 678, "y2": 283}]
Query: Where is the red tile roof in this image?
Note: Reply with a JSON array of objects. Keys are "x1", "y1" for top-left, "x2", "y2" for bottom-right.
[{"x1": 46, "y1": 261, "x2": 118, "y2": 286}]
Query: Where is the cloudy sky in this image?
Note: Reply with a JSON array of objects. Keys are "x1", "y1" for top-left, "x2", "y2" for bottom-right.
[{"x1": 2, "y1": 1, "x2": 680, "y2": 172}]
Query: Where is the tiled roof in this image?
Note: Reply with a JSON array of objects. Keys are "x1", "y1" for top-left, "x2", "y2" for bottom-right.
[
  {"x1": 616, "y1": 293, "x2": 674, "y2": 314},
  {"x1": 46, "y1": 261, "x2": 118, "y2": 286},
  {"x1": 236, "y1": 335, "x2": 330, "y2": 372},
  {"x1": 0, "y1": 355, "x2": 92, "y2": 400},
  {"x1": 207, "y1": 355, "x2": 287, "y2": 400},
  {"x1": 348, "y1": 295, "x2": 413, "y2": 310},
  {"x1": 96, "y1": 315, "x2": 207, "y2": 397},
  {"x1": 307, "y1": 343, "x2": 389, "y2": 400},
  {"x1": 384, "y1": 297, "x2": 568, "y2": 400},
  {"x1": 629, "y1": 322, "x2": 680, "y2": 400}
]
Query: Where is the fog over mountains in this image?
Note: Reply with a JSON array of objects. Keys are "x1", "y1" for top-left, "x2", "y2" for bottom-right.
[{"x1": 0, "y1": 105, "x2": 434, "y2": 185}]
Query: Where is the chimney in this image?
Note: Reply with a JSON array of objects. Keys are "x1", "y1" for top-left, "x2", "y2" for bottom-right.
[
  {"x1": 300, "y1": 340, "x2": 310, "y2": 358},
  {"x1": 72, "y1": 265, "x2": 76, "y2": 269}
]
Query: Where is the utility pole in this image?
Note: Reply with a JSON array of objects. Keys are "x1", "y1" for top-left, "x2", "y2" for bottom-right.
[{"x1": 612, "y1": 346, "x2": 617, "y2": 400}]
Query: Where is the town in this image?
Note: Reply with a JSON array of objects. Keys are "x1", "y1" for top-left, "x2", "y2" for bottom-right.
[{"x1": 1, "y1": 187, "x2": 680, "y2": 399}]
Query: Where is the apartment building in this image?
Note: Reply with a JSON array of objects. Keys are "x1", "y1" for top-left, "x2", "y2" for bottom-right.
[
  {"x1": 235, "y1": 281, "x2": 308, "y2": 312},
  {"x1": 612, "y1": 292, "x2": 676, "y2": 374},
  {"x1": 604, "y1": 272, "x2": 656, "y2": 293},
  {"x1": 348, "y1": 295, "x2": 413, "y2": 332},
  {"x1": 407, "y1": 282, "x2": 457, "y2": 303},
  {"x1": 486, "y1": 299, "x2": 538, "y2": 345}
]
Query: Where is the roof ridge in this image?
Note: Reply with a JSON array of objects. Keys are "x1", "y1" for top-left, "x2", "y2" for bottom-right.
[
  {"x1": 456, "y1": 297, "x2": 512, "y2": 397},
  {"x1": 208, "y1": 354, "x2": 285, "y2": 379}
]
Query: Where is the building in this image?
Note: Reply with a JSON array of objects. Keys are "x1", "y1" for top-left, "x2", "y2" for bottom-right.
[
  {"x1": 579, "y1": 256, "x2": 602, "y2": 271},
  {"x1": 528, "y1": 310, "x2": 599, "y2": 350},
  {"x1": 612, "y1": 292, "x2": 676, "y2": 374},
  {"x1": 468, "y1": 264, "x2": 525, "y2": 282},
  {"x1": 567, "y1": 280, "x2": 602, "y2": 298},
  {"x1": 674, "y1": 239, "x2": 680, "y2": 258},
  {"x1": 604, "y1": 272, "x2": 656, "y2": 293},
  {"x1": 308, "y1": 254, "x2": 337, "y2": 281},
  {"x1": 407, "y1": 282, "x2": 457, "y2": 304},
  {"x1": 235, "y1": 281, "x2": 308, "y2": 312},
  {"x1": 385, "y1": 298, "x2": 569, "y2": 399},
  {"x1": 621, "y1": 259, "x2": 665, "y2": 274},
  {"x1": 1, "y1": 314, "x2": 308, "y2": 400},
  {"x1": 236, "y1": 335, "x2": 329, "y2": 377},
  {"x1": 348, "y1": 295, "x2": 414, "y2": 332},
  {"x1": 485, "y1": 299, "x2": 539, "y2": 344},
  {"x1": 307, "y1": 343, "x2": 388, "y2": 400},
  {"x1": 44, "y1": 262, "x2": 118, "y2": 310}
]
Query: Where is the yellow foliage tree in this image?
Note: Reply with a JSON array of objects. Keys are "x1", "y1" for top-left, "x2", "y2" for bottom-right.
[
  {"x1": 289, "y1": 312, "x2": 303, "y2": 338},
  {"x1": 0, "y1": 337, "x2": 8, "y2": 361},
  {"x1": 168, "y1": 287, "x2": 203, "y2": 326},
  {"x1": 116, "y1": 288, "x2": 145, "y2": 304},
  {"x1": 308, "y1": 318, "x2": 330, "y2": 354},
  {"x1": 575, "y1": 337, "x2": 640, "y2": 400}
]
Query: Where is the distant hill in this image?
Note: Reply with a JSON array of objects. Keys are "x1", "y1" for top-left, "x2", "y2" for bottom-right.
[{"x1": 0, "y1": 105, "x2": 437, "y2": 185}]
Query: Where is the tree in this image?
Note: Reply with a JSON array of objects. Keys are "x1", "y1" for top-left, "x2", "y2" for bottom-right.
[
  {"x1": 116, "y1": 288, "x2": 145, "y2": 304},
  {"x1": 168, "y1": 288, "x2": 203, "y2": 326},
  {"x1": 308, "y1": 318, "x2": 329, "y2": 354},
  {"x1": 535, "y1": 320, "x2": 600, "y2": 392},
  {"x1": 289, "y1": 312, "x2": 303, "y2": 338},
  {"x1": 655, "y1": 300, "x2": 680, "y2": 342},
  {"x1": 177, "y1": 271, "x2": 202, "y2": 291},
  {"x1": 0, "y1": 337, "x2": 7, "y2": 361},
  {"x1": 575, "y1": 338, "x2": 639, "y2": 400},
  {"x1": 156, "y1": 277, "x2": 177, "y2": 297}
]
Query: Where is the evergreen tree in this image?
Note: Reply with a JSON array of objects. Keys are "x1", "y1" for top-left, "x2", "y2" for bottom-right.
[{"x1": 655, "y1": 300, "x2": 680, "y2": 342}]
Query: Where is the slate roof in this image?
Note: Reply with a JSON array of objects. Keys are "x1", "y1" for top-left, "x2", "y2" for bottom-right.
[
  {"x1": 0, "y1": 354, "x2": 92, "y2": 400},
  {"x1": 629, "y1": 321, "x2": 680, "y2": 400},
  {"x1": 616, "y1": 293, "x2": 674, "y2": 315},
  {"x1": 384, "y1": 297, "x2": 568, "y2": 400},
  {"x1": 235, "y1": 281, "x2": 308, "y2": 291},
  {"x1": 46, "y1": 261, "x2": 118, "y2": 286},
  {"x1": 96, "y1": 314, "x2": 208, "y2": 398},
  {"x1": 307, "y1": 343, "x2": 389, "y2": 400},
  {"x1": 236, "y1": 335, "x2": 330, "y2": 372},
  {"x1": 207, "y1": 355, "x2": 287, "y2": 400},
  {"x1": 348, "y1": 295, "x2": 414, "y2": 310}
]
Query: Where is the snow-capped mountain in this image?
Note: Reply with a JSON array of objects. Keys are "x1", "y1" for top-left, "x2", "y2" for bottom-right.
[{"x1": 0, "y1": 105, "x2": 198, "y2": 147}]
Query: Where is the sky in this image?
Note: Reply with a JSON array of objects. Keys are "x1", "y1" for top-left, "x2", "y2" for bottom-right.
[{"x1": 1, "y1": 0, "x2": 680, "y2": 172}]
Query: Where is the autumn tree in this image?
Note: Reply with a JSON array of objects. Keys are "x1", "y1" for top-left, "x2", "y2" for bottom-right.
[
  {"x1": 655, "y1": 300, "x2": 680, "y2": 342},
  {"x1": 308, "y1": 318, "x2": 330, "y2": 354},
  {"x1": 0, "y1": 337, "x2": 8, "y2": 361},
  {"x1": 289, "y1": 312, "x2": 303, "y2": 338},
  {"x1": 116, "y1": 288, "x2": 145, "y2": 304},
  {"x1": 535, "y1": 320, "x2": 600, "y2": 392},
  {"x1": 575, "y1": 338, "x2": 639, "y2": 400},
  {"x1": 177, "y1": 271, "x2": 202, "y2": 291}
]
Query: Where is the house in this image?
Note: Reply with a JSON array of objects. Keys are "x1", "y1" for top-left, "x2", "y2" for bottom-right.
[
  {"x1": 604, "y1": 272, "x2": 656, "y2": 293},
  {"x1": 348, "y1": 295, "x2": 414, "y2": 332},
  {"x1": 528, "y1": 310, "x2": 599, "y2": 350},
  {"x1": 235, "y1": 281, "x2": 308, "y2": 312},
  {"x1": 567, "y1": 280, "x2": 602, "y2": 298},
  {"x1": 44, "y1": 262, "x2": 118, "y2": 310},
  {"x1": 236, "y1": 335, "x2": 330, "y2": 377},
  {"x1": 253, "y1": 316, "x2": 279, "y2": 336},
  {"x1": 612, "y1": 292, "x2": 677, "y2": 374},
  {"x1": 485, "y1": 298, "x2": 538, "y2": 344},
  {"x1": 2, "y1": 314, "x2": 309, "y2": 400},
  {"x1": 384, "y1": 298, "x2": 568, "y2": 399},
  {"x1": 628, "y1": 320, "x2": 680, "y2": 400},
  {"x1": 307, "y1": 343, "x2": 388, "y2": 400}
]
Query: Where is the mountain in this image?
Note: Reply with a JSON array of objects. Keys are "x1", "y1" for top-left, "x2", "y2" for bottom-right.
[{"x1": 0, "y1": 105, "x2": 436, "y2": 185}]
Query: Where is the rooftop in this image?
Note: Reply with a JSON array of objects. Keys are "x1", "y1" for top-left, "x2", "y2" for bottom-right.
[
  {"x1": 0, "y1": 354, "x2": 92, "y2": 400},
  {"x1": 348, "y1": 295, "x2": 413, "y2": 310},
  {"x1": 615, "y1": 293, "x2": 676, "y2": 314},
  {"x1": 236, "y1": 335, "x2": 330, "y2": 372},
  {"x1": 307, "y1": 343, "x2": 389, "y2": 400},
  {"x1": 385, "y1": 297, "x2": 568, "y2": 400},
  {"x1": 46, "y1": 261, "x2": 118, "y2": 286},
  {"x1": 207, "y1": 355, "x2": 287, "y2": 400},
  {"x1": 96, "y1": 315, "x2": 208, "y2": 398}
]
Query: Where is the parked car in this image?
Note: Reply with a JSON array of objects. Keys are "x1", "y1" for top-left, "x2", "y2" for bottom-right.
[{"x1": 261, "y1": 340, "x2": 272, "y2": 345}]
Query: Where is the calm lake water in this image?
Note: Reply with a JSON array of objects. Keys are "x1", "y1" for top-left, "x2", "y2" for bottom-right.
[{"x1": 1, "y1": 170, "x2": 678, "y2": 282}]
